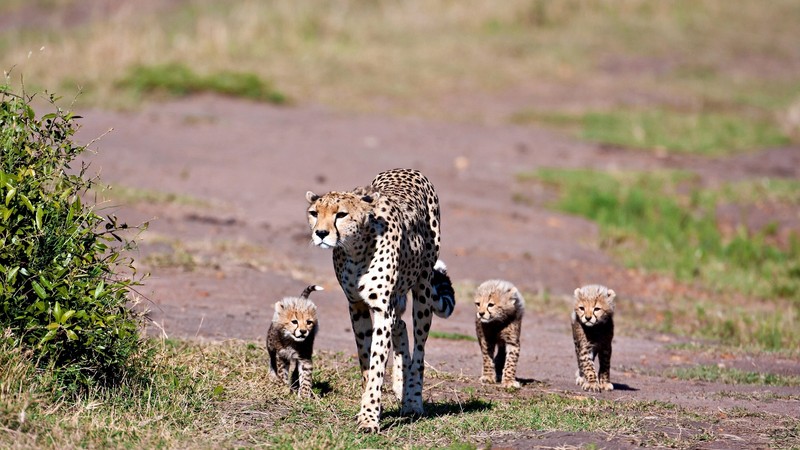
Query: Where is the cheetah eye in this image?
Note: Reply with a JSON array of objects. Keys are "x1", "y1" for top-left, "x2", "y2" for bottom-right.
[
  {"x1": 291, "y1": 319, "x2": 298, "y2": 325},
  {"x1": 306, "y1": 320, "x2": 313, "y2": 325},
  {"x1": 578, "y1": 306, "x2": 585, "y2": 311},
  {"x1": 308, "y1": 211, "x2": 318, "y2": 218},
  {"x1": 487, "y1": 302, "x2": 494, "y2": 308},
  {"x1": 336, "y1": 211, "x2": 348, "y2": 219},
  {"x1": 474, "y1": 302, "x2": 480, "y2": 306},
  {"x1": 594, "y1": 307, "x2": 601, "y2": 312}
]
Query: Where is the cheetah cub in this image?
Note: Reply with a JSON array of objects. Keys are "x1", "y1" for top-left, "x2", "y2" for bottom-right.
[
  {"x1": 474, "y1": 280, "x2": 524, "y2": 389},
  {"x1": 267, "y1": 285, "x2": 322, "y2": 398},
  {"x1": 571, "y1": 284, "x2": 615, "y2": 392}
]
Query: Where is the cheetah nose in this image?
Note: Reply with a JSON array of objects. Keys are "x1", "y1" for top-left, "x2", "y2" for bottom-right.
[
  {"x1": 315, "y1": 230, "x2": 330, "y2": 239},
  {"x1": 478, "y1": 311, "x2": 485, "y2": 317},
  {"x1": 299, "y1": 329, "x2": 307, "y2": 335}
]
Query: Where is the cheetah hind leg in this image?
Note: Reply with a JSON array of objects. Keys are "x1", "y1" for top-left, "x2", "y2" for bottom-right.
[{"x1": 391, "y1": 294, "x2": 410, "y2": 402}]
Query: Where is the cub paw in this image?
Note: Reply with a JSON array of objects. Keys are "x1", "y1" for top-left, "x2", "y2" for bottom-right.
[
  {"x1": 600, "y1": 382, "x2": 614, "y2": 391},
  {"x1": 580, "y1": 381, "x2": 602, "y2": 392},
  {"x1": 479, "y1": 374, "x2": 495, "y2": 384},
  {"x1": 501, "y1": 379, "x2": 521, "y2": 389}
]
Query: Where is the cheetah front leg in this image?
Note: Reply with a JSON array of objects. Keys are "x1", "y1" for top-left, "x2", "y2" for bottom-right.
[
  {"x1": 597, "y1": 345, "x2": 613, "y2": 392},
  {"x1": 349, "y1": 302, "x2": 373, "y2": 388},
  {"x1": 356, "y1": 307, "x2": 394, "y2": 433},
  {"x1": 297, "y1": 357, "x2": 314, "y2": 398},
  {"x1": 500, "y1": 342, "x2": 521, "y2": 389},
  {"x1": 476, "y1": 322, "x2": 497, "y2": 384}
]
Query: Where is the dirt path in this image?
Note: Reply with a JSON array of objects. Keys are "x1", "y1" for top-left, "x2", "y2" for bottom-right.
[{"x1": 77, "y1": 95, "x2": 799, "y2": 448}]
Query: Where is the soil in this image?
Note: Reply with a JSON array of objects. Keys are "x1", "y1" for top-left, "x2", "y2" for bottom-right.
[{"x1": 75, "y1": 95, "x2": 800, "y2": 449}]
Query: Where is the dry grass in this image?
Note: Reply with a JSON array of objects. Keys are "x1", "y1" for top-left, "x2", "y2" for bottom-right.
[{"x1": 2, "y1": 0, "x2": 798, "y2": 120}]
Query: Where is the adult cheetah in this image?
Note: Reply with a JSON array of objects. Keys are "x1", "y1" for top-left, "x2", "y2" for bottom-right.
[{"x1": 305, "y1": 168, "x2": 455, "y2": 432}]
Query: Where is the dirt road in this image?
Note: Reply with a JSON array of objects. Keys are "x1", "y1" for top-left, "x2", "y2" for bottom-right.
[{"x1": 77, "y1": 95, "x2": 799, "y2": 448}]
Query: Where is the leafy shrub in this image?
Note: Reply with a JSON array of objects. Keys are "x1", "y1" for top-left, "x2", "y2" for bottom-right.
[{"x1": 0, "y1": 85, "x2": 145, "y2": 392}]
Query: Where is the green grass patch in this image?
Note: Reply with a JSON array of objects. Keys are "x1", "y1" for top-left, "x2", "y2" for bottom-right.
[
  {"x1": 429, "y1": 330, "x2": 478, "y2": 342},
  {"x1": 100, "y1": 184, "x2": 210, "y2": 207},
  {"x1": 669, "y1": 365, "x2": 800, "y2": 387},
  {"x1": 521, "y1": 168, "x2": 800, "y2": 300},
  {"x1": 118, "y1": 63, "x2": 288, "y2": 104},
  {"x1": 511, "y1": 109, "x2": 790, "y2": 155},
  {"x1": 1, "y1": 338, "x2": 726, "y2": 449}
]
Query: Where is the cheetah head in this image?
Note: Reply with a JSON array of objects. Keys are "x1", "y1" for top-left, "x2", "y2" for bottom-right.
[
  {"x1": 573, "y1": 284, "x2": 615, "y2": 327},
  {"x1": 305, "y1": 188, "x2": 378, "y2": 250},
  {"x1": 474, "y1": 280, "x2": 522, "y2": 324},
  {"x1": 274, "y1": 298, "x2": 318, "y2": 342}
]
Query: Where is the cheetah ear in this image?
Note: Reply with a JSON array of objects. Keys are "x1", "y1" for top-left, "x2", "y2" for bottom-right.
[
  {"x1": 306, "y1": 191, "x2": 320, "y2": 204},
  {"x1": 606, "y1": 289, "x2": 616, "y2": 301},
  {"x1": 274, "y1": 302, "x2": 284, "y2": 313},
  {"x1": 359, "y1": 186, "x2": 380, "y2": 204},
  {"x1": 574, "y1": 287, "x2": 582, "y2": 299}
]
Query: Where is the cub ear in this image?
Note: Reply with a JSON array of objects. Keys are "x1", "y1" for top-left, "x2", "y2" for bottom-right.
[
  {"x1": 274, "y1": 302, "x2": 284, "y2": 313},
  {"x1": 574, "y1": 287, "x2": 582, "y2": 299},
  {"x1": 305, "y1": 191, "x2": 320, "y2": 204},
  {"x1": 606, "y1": 289, "x2": 616, "y2": 300}
]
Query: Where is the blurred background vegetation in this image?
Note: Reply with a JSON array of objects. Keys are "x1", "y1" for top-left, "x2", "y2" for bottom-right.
[{"x1": 1, "y1": 0, "x2": 798, "y2": 154}]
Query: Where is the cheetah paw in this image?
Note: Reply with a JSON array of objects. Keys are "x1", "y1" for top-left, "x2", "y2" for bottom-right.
[
  {"x1": 399, "y1": 400, "x2": 424, "y2": 417},
  {"x1": 479, "y1": 375, "x2": 495, "y2": 384},
  {"x1": 600, "y1": 382, "x2": 614, "y2": 391},
  {"x1": 356, "y1": 413, "x2": 380, "y2": 433},
  {"x1": 501, "y1": 379, "x2": 521, "y2": 389},
  {"x1": 580, "y1": 380, "x2": 602, "y2": 392}
]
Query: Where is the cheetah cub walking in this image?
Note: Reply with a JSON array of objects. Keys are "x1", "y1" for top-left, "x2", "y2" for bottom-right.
[
  {"x1": 571, "y1": 284, "x2": 615, "y2": 392},
  {"x1": 474, "y1": 280, "x2": 524, "y2": 389},
  {"x1": 267, "y1": 285, "x2": 323, "y2": 398}
]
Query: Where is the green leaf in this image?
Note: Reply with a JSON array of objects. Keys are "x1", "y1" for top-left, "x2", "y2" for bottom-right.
[
  {"x1": 4, "y1": 187, "x2": 15, "y2": 205},
  {"x1": 31, "y1": 281, "x2": 47, "y2": 299},
  {"x1": 6, "y1": 266, "x2": 19, "y2": 284},
  {"x1": 35, "y1": 205, "x2": 43, "y2": 230},
  {"x1": 53, "y1": 301, "x2": 62, "y2": 322},
  {"x1": 40, "y1": 329, "x2": 57, "y2": 344},
  {"x1": 65, "y1": 329, "x2": 78, "y2": 341},
  {"x1": 46, "y1": 322, "x2": 60, "y2": 330},
  {"x1": 61, "y1": 310, "x2": 76, "y2": 324},
  {"x1": 19, "y1": 194, "x2": 34, "y2": 212},
  {"x1": 94, "y1": 280, "x2": 105, "y2": 299}
]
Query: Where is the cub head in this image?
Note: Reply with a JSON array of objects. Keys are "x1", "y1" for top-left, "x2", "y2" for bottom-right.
[
  {"x1": 573, "y1": 284, "x2": 615, "y2": 327},
  {"x1": 273, "y1": 297, "x2": 318, "y2": 342},
  {"x1": 305, "y1": 188, "x2": 379, "y2": 250},
  {"x1": 474, "y1": 279, "x2": 523, "y2": 324}
]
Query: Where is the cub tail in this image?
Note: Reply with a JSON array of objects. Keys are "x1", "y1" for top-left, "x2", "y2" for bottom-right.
[{"x1": 299, "y1": 285, "x2": 324, "y2": 299}]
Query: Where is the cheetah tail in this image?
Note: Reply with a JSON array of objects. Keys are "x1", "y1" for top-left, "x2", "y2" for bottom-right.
[
  {"x1": 299, "y1": 285, "x2": 324, "y2": 299},
  {"x1": 431, "y1": 260, "x2": 455, "y2": 318}
]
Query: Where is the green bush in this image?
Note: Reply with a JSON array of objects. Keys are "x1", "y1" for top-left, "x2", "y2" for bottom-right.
[{"x1": 0, "y1": 86, "x2": 145, "y2": 392}]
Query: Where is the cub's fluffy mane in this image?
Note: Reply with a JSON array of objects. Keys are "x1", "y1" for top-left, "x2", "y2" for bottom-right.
[
  {"x1": 476, "y1": 279, "x2": 524, "y2": 309},
  {"x1": 272, "y1": 297, "x2": 318, "y2": 323},
  {"x1": 573, "y1": 284, "x2": 616, "y2": 311}
]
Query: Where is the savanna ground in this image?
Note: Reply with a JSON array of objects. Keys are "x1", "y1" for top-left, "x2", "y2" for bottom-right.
[{"x1": 2, "y1": 1, "x2": 800, "y2": 448}]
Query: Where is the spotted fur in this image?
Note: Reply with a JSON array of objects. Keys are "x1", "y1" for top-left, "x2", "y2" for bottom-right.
[
  {"x1": 474, "y1": 279, "x2": 524, "y2": 389},
  {"x1": 266, "y1": 285, "x2": 322, "y2": 398},
  {"x1": 306, "y1": 168, "x2": 455, "y2": 432},
  {"x1": 571, "y1": 284, "x2": 615, "y2": 392}
]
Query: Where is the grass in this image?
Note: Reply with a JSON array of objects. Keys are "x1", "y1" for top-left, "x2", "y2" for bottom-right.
[
  {"x1": 516, "y1": 168, "x2": 800, "y2": 351},
  {"x1": 520, "y1": 168, "x2": 800, "y2": 300},
  {"x1": 429, "y1": 330, "x2": 478, "y2": 342},
  {"x1": 118, "y1": 63, "x2": 288, "y2": 104},
  {"x1": 510, "y1": 109, "x2": 790, "y2": 155},
  {"x1": 1, "y1": 337, "x2": 736, "y2": 449},
  {"x1": 668, "y1": 365, "x2": 800, "y2": 387}
]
